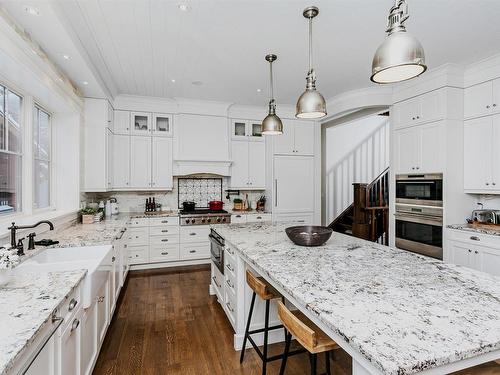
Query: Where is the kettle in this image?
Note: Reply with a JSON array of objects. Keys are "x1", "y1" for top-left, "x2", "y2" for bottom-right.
[{"x1": 110, "y1": 197, "x2": 119, "y2": 215}]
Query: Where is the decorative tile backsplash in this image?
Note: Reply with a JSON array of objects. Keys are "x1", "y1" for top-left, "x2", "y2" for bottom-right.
[{"x1": 178, "y1": 178, "x2": 223, "y2": 208}]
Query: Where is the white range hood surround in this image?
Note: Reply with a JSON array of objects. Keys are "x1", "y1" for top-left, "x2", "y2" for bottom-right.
[{"x1": 173, "y1": 159, "x2": 232, "y2": 176}]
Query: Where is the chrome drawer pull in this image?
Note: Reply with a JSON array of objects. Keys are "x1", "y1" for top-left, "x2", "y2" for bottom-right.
[
  {"x1": 189, "y1": 233, "x2": 197, "y2": 236},
  {"x1": 226, "y1": 264, "x2": 234, "y2": 272},
  {"x1": 68, "y1": 298, "x2": 78, "y2": 312},
  {"x1": 256, "y1": 216, "x2": 262, "y2": 219},
  {"x1": 470, "y1": 236, "x2": 480, "y2": 241},
  {"x1": 212, "y1": 276, "x2": 221, "y2": 288},
  {"x1": 71, "y1": 318, "x2": 80, "y2": 332},
  {"x1": 226, "y1": 302, "x2": 234, "y2": 313},
  {"x1": 161, "y1": 220, "x2": 169, "y2": 223},
  {"x1": 161, "y1": 239, "x2": 169, "y2": 242},
  {"x1": 161, "y1": 252, "x2": 169, "y2": 255},
  {"x1": 189, "y1": 250, "x2": 196, "y2": 253},
  {"x1": 226, "y1": 279, "x2": 234, "y2": 288},
  {"x1": 226, "y1": 248, "x2": 234, "y2": 255},
  {"x1": 161, "y1": 229, "x2": 169, "y2": 233}
]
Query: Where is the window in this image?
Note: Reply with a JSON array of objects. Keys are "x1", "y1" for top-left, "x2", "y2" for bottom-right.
[
  {"x1": 33, "y1": 105, "x2": 51, "y2": 210},
  {"x1": 0, "y1": 85, "x2": 22, "y2": 215}
]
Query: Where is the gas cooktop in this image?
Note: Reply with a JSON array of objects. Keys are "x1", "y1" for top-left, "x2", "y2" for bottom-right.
[{"x1": 179, "y1": 209, "x2": 231, "y2": 225}]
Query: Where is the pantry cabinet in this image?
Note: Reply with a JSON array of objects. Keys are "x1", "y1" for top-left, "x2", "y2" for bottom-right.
[
  {"x1": 274, "y1": 120, "x2": 314, "y2": 155},
  {"x1": 112, "y1": 134, "x2": 130, "y2": 189},
  {"x1": 130, "y1": 136, "x2": 152, "y2": 188},
  {"x1": 464, "y1": 79, "x2": 500, "y2": 119},
  {"x1": 393, "y1": 89, "x2": 445, "y2": 129},
  {"x1": 152, "y1": 137, "x2": 173, "y2": 189},
  {"x1": 394, "y1": 121, "x2": 445, "y2": 174},
  {"x1": 464, "y1": 115, "x2": 500, "y2": 193},
  {"x1": 230, "y1": 140, "x2": 265, "y2": 189}
]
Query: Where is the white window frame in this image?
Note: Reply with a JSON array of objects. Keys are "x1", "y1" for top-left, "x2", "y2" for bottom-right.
[{"x1": 32, "y1": 103, "x2": 53, "y2": 212}]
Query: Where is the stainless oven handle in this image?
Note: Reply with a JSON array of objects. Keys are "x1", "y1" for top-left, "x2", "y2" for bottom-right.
[
  {"x1": 395, "y1": 213, "x2": 442, "y2": 226},
  {"x1": 209, "y1": 234, "x2": 224, "y2": 247},
  {"x1": 396, "y1": 181, "x2": 436, "y2": 184}
]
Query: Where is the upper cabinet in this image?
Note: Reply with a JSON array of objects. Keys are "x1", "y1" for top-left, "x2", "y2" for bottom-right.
[
  {"x1": 464, "y1": 79, "x2": 500, "y2": 119},
  {"x1": 131, "y1": 112, "x2": 152, "y2": 135},
  {"x1": 231, "y1": 119, "x2": 262, "y2": 140},
  {"x1": 153, "y1": 113, "x2": 173, "y2": 136},
  {"x1": 114, "y1": 110, "x2": 174, "y2": 137},
  {"x1": 394, "y1": 121, "x2": 445, "y2": 174},
  {"x1": 274, "y1": 120, "x2": 314, "y2": 156},
  {"x1": 230, "y1": 139, "x2": 265, "y2": 189},
  {"x1": 464, "y1": 115, "x2": 500, "y2": 193},
  {"x1": 114, "y1": 110, "x2": 130, "y2": 135},
  {"x1": 393, "y1": 89, "x2": 445, "y2": 129}
]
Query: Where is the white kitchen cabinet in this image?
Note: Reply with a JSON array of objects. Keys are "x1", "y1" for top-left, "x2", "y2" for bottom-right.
[
  {"x1": 113, "y1": 110, "x2": 130, "y2": 135},
  {"x1": 80, "y1": 302, "x2": 97, "y2": 375},
  {"x1": 25, "y1": 333, "x2": 56, "y2": 375},
  {"x1": 230, "y1": 140, "x2": 266, "y2": 189},
  {"x1": 130, "y1": 111, "x2": 152, "y2": 135},
  {"x1": 394, "y1": 121, "x2": 445, "y2": 174},
  {"x1": 464, "y1": 115, "x2": 500, "y2": 193},
  {"x1": 106, "y1": 129, "x2": 113, "y2": 190},
  {"x1": 153, "y1": 113, "x2": 173, "y2": 137},
  {"x1": 130, "y1": 136, "x2": 152, "y2": 189},
  {"x1": 231, "y1": 119, "x2": 263, "y2": 139},
  {"x1": 393, "y1": 89, "x2": 445, "y2": 128},
  {"x1": 112, "y1": 134, "x2": 130, "y2": 189},
  {"x1": 447, "y1": 240, "x2": 478, "y2": 269},
  {"x1": 464, "y1": 79, "x2": 500, "y2": 119},
  {"x1": 58, "y1": 307, "x2": 83, "y2": 375},
  {"x1": 274, "y1": 155, "x2": 314, "y2": 213},
  {"x1": 96, "y1": 280, "x2": 109, "y2": 345},
  {"x1": 152, "y1": 137, "x2": 173, "y2": 189},
  {"x1": 274, "y1": 119, "x2": 314, "y2": 155}
]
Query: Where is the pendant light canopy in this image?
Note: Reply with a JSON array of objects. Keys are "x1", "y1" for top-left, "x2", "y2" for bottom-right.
[
  {"x1": 296, "y1": 6, "x2": 327, "y2": 119},
  {"x1": 371, "y1": 0, "x2": 427, "y2": 84},
  {"x1": 262, "y1": 54, "x2": 283, "y2": 135}
]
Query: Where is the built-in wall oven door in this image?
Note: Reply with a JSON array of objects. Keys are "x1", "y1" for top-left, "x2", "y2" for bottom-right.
[
  {"x1": 209, "y1": 229, "x2": 224, "y2": 274},
  {"x1": 396, "y1": 174, "x2": 443, "y2": 206},
  {"x1": 395, "y1": 210, "x2": 443, "y2": 260}
]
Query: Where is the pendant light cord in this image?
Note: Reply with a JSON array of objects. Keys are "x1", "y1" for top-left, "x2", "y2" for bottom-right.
[
  {"x1": 308, "y1": 16, "x2": 313, "y2": 74},
  {"x1": 269, "y1": 60, "x2": 274, "y2": 103}
]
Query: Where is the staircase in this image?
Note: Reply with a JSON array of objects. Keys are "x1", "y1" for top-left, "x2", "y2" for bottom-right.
[{"x1": 329, "y1": 168, "x2": 389, "y2": 245}]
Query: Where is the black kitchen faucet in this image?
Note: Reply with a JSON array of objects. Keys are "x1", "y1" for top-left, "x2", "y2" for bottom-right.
[{"x1": 8, "y1": 220, "x2": 54, "y2": 255}]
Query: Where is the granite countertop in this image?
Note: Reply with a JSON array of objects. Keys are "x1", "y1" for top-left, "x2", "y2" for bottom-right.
[
  {"x1": 0, "y1": 270, "x2": 86, "y2": 375},
  {"x1": 213, "y1": 223, "x2": 500, "y2": 375},
  {"x1": 447, "y1": 223, "x2": 500, "y2": 237}
]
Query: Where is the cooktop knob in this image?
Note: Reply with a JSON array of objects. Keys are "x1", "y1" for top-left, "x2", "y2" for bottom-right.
[
  {"x1": 217, "y1": 217, "x2": 221, "y2": 223},
  {"x1": 185, "y1": 219, "x2": 190, "y2": 224},
  {"x1": 191, "y1": 219, "x2": 196, "y2": 224},
  {"x1": 222, "y1": 217, "x2": 226, "y2": 222},
  {"x1": 207, "y1": 218, "x2": 211, "y2": 223},
  {"x1": 202, "y1": 218, "x2": 206, "y2": 223}
]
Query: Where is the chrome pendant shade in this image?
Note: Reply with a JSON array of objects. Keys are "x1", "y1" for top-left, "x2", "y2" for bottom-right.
[
  {"x1": 296, "y1": 6, "x2": 326, "y2": 119},
  {"x1": 262, "y1": 54, "x2": 283, "y2": 135},
  {"x1": 371, "y1": 0, "x2": 427, "y2": 84}
]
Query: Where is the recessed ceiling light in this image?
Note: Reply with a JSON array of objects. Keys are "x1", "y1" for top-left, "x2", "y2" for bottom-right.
[
  {"x1": 62, "y1": 54, "x2": 71, "y2": 60},
  {"x1": 82, "y1": 81, "x2": 89, "y2": 85},
  {"x1": 191, "y1": 81, "x2": 203, "y2": 86},
  {"x1": 171, "y1": 79, "x2": 176, "y2": 83},
  {"x1": 24, "y1": 6, "x2": 40, "y2": 16},
  {"x1": 178, "y1": 4, "x2": 189, "y2": 11},
  {"x1": 257, "y1": 89, "x2": 262, "y2": 92}
]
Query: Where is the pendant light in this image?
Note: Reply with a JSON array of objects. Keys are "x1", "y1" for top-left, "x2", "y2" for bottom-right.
[
  {"x1": 296, "y1": 6, "x2": 326, "y2": 119},
  {"x1": 262, "y1": 54, "x2": 283, "y2": 135},
  {"x1": 371, "y1": 0, "x2": 427, "y2": 84}
]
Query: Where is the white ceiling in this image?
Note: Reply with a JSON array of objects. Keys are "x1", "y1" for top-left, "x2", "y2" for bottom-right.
[{"x1": 3, "y1": 0, "x2": 500, "y2": 106}]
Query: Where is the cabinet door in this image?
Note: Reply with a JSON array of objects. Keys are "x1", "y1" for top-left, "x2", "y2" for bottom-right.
[
  {"x1": 419, "y1": 90, "x2": 444, "y2": 124},
  {"x1": 479, "y1": 247, "x2": 500, "y2": 276},
  {"x1": 59, "y1": 310, "x2": 82, "y2": 375},
  {"x1": 394, "y1": 127, "x2": 419, "y2": 174},
  {"x1": 274, "y1": 155, "x2": 314, "y2": 213},
  {"x1": 464, "y1": 117, "x2": 492, "y2": 191},
  {"x1": 464, "y1": 81, "x2": 492, "y2": 119},
  {"x1": 96, "y1": 281, "x2": 109, "y2": 344},
  {"x1": 25, "y1": 334, "x2": 56, "y2": 375},
  {"x1": 248, "y1": 141, "x2": 266, "y2": 188},
  {"x1": 230, "y1": 141, "x2": 249, "y2": 188},
  {"x1": 80, "y1": 303, "x2": 97, "y2": 375},
  {"x1": 130, "y1": 136, "x2": 152, "y2": 188},
  {"x1": 393, "y1": 97, "x2": 418, "y2": 128},
  {"x1": 106, "y1": 129, "x2": 113, "y2": 190},
  {"x1": 112, "y1": 134, "x2": 130, "y2": 189},
  {"x1": 130, "y1": 111, "x2": 151, "y2": 135},
  {"x1": 293, "y1": 121, "x2": 315, "y2": 155},
  {"x1": 449, "y1": 241, "x2": 473, "y2": 268},
  {"x1": 492, "y1": 78, "x2": 500, "y2": 114},
  {"x1": 273, "y1": 120, "x2": 295, "y2": 155},
  {"x1": 419, "y1": 122, "x2": 445, "y2": 173},
  {"x1": 232, "y1": 120, "x2": 248, "y2": 139},
  {"x1": 152, "y1": 137, "x2": 173, "y2": 189},
  {"x1": 113, "y1": 110, "x2": 130, "y2": 135},
  {"x1": 153, "y1": 113, "x2": 172, "y2": 137},
  {"x1": 492, "y1": 115, "x2": 500, "y2": 190},
  {"x1": 249, "y1": 121, "x2": 263, "y2": 138}
]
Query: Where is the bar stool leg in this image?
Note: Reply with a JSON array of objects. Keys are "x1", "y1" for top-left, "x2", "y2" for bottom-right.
[
  {"x1": 240, "y1": 292, "x2": 256, "y2": 364},
  {"x1": 310, "y1": 353, "x2": 317, "y2": 375},
  {"x1": 279, "y1": 331, "x2": 292, "y2": 375},
  {"x1": 262, "y1": 299, "x2": 270, "y2": 375},
  {"x1": 325, "y1": 351, "x2": 331, "y2": 375}
]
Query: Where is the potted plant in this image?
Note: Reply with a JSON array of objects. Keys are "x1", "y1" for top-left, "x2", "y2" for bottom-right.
[
  {"x1": 0, "y1": 248, "x2": 20, "y2": 286},
  {"x1": 80, "y1": 207, "x2": 98, "y2": 224},
  {"x1": 233, "y1": 198, "x2": 243, "y2": 211}
]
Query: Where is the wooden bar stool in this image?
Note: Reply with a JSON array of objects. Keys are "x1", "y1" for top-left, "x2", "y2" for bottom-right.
[
  {"x1": 277, "y1": 301, "x2": 339, "y2": 375},
  {"x1": 240, "y1": 270, "x2": 286, "y2": 375}
]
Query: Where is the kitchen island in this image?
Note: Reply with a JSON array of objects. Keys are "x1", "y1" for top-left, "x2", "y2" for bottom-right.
[{"x1": 211, "y1": 223, "x2": 500, "y2": 375}]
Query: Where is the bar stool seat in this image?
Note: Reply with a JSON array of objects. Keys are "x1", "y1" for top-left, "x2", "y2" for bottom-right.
[
  {"x1": 278, "y1": 301, "x2": 339, "y2": 375},
  {"x1": 240, "y1": 270, "x2": 286, "y2": 375}
]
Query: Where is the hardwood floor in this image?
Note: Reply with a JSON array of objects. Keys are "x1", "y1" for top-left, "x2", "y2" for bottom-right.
[{"x1": 93, "y1": 265, "x2": 500, "y2": 375}]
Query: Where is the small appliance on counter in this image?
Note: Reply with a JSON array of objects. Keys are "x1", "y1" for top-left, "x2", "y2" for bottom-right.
[
  {"x1": 110, "y1": 197, "x2": 119, "y2": 215},
  {"x1": 468, "y1": 209, "x2": 500, "y2": 225}
]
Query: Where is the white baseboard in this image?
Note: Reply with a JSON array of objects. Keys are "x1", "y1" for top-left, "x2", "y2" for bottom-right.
[{"x1": 130, "y1": 258, "x2": 210, "y2": 271}]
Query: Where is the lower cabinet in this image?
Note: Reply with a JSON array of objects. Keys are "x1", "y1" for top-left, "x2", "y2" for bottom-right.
[
  {"x1": 58, "y1": 307, "x2": 83, "y2": 375},
  {"x1": 80, "y1": 302, "x2": 97, "y2": 375},
  {"x1": 25, "y1": 333, "x2": 56, "y2": 375},
  {"x1": 96, "y1": 280, "x2": 109, "y2": 344}
]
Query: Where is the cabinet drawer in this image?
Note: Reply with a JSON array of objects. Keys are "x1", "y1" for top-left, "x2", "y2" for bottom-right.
[
  {"x1": 127, "y1": 228, "x2": 149, "y2": 245},
  {"x1": 180, "y1": 243, "x2": 210, "y2": 260},
  {"x1": 150, "y1": 216, "x2": 179, "y2": 227},
  {"x1": 231, "y1": 214, "x2": 247, "y2": 224},
  {"x1": 246, "y1": 213, "x2": 271, "y2": 223},
  {"x1": 59, "y1": 286, "x2": 82, "y2": 330},
  {"x1": 149, "y1": 244, "x2": 180, "y2": 263},
  {"x1": 224, "y1": 270, "x2": 236, "y2": 297},
  {"x1": 150, "y1": 225, "x2": 179, "y2": 236},
  {"x1": 273, "y1": 213, "x2": 314, "y2": 225},
  {"x1": 180, "y1": 226, "x2": 210, "y2": 243},
  {"x1": 128, "y1": 218, "x2": 149, "y2": 227},
  {"x1": 211, "y1": 263, "x2": 224, "y2": 301},
  {"x1": 224, "y1": 250, "x2": 237, "y2": 275},
  {"x1": 128, "y1": 246, "x2": 149, "y2": 264},
  {"x1": 447, "y1": 229, "x2": 500, "y2": 248},
  {"x1": 150, "y1": 235, "x2": 179, "y2": 245},
  {"x1": 224, "y1": 290, "x2": 236, "y2": 326}
]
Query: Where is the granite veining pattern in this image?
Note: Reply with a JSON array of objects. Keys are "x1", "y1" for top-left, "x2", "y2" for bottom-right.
[
  {"x1": 448, "y1": 223, "x2": 500, "y2": 237},
  {"x1": 0, "y1": 270, "x2": 86, "y2": 375},
  {"x1": 213, "y1": 223, "x2": 500, "y2": 375}
]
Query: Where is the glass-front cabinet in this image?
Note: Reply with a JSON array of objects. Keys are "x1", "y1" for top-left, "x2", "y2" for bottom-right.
[
  {"x1": 232, "y1": 119, "x2": 262, "y2": 140},
  {"x1": 130, "y1": 111, "x2": 151, "y2": 135},
  {"x1": 153, "y1": 113, "x2": 173, "y2": 136}
]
